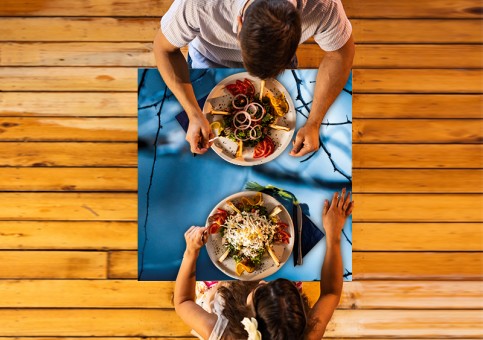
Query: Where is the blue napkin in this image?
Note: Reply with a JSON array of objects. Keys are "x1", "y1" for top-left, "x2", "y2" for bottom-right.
[{"x1": 245, "y1": 182, "x2": 324, "y2": 266}]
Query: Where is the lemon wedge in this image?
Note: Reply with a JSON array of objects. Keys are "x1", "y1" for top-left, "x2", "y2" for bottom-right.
[{"x1": 210, "y1": 121, "x2": 224, "y2": 135}]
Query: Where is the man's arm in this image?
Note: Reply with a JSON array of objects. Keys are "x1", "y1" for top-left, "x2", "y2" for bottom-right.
[
  {"x1": 305, "y1": 189, "x2": 353, "y2": 340},
  {"x1": 174, "y1": 226, "x2": 217, "y2": 339},
  {"x1": 290, "y1": 35, "x2": 354, "y2": 157},
  {"x1": 153, "y1": 30, "x2": 213, "y2": 154}
]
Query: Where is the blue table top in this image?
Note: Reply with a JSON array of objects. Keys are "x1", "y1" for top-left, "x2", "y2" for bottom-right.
[{"x1": 138, "y1": 68, "x2": 352, "y2": 281}]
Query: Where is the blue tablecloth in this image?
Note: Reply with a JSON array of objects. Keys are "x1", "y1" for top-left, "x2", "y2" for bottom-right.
[{"x1": 138, "y1": 68, "x2": 352, "y2": 281}]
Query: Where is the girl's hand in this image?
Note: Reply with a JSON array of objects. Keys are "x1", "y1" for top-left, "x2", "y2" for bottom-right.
[
  {"x1": 322, "y1": 188, "x2": 353, "y2": 243},
  {"x1": 184, "y1": 226, "x2": 208, "y2": 257}
]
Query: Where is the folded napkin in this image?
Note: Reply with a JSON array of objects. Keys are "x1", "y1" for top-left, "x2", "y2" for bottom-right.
[
  {"x1": 175, "y1": 96, "x2": 208, "y2": 132},
  {"x1": 245, "y1": 182, "x2": 324, "y2": 266}
]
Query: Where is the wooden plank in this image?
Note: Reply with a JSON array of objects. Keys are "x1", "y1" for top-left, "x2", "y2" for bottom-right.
[
  {"x1": 353, "y1": 94, "x2": 483, "y2": 119},
  {"x1": 354, "y1": 194, "x2": 482, "y2": 222},
  {"x1": 353, "y1": 223, "x2": 483, "y2": 251},
  {"x1": 0, "y1": 309, "x2": 479, "y2": 337},
  {"x1": 0, "y1": 142, "x2": 136, "y2": 167},
  {"x1": 0, "y1": 117, "x2": 137, "y2": 141},
  {"x1": 353, "y1": 119, "x2": 483, "y2": 143},
  {"x1": 353, "y1": 169, "x2": 483, "y2": 193},
  {"x1": 354, "y1": 69, "x2": 483, "y2": 93},
  {"x1": 0, "y1": 67, "x2": 136, "y2": 91},
  {"x1": 0, "y1": 193, "x2": 136, "y2": 221},
  {"x1": 352, "y1": 19, "x2": 483, "y2": 43},
  {"x1": 2, "y1": 18, "x2": 481, "y2": 43},
  {"x1": 3, "y1": 43, "x2": 481, "y2": 68},
  {"x1": 110, "y1": 250, "x2": 483, "y2": 280},
  {"x1": 109, "y1": 251, "x2": 137, "y2": 279},
  {"x1": 353, "y1": 144, "x2": 482, "y2": 169},
  {"x1": 0, "y1": 0, "x2": 481, "y2": 18},
  {"x1": 344, "y1": 0, "x2": 483, "y2": 18},
  {"x1": 298, "y1": 44, "x2": 483, "y2": 69},
  {"x1": 0, "y1": 92, "x2": 137, "y2": 117},
  {"x1": 0, "y1": 221, "x2": 136, "y2": 250},
  {"x1": 0, "y1": 42, "x2": 154, "y2": 67},
  {"x1": 0, "y1": 251, "x2": 107, "y2": 279},
  {"x1": 0, "y1": 17, "x2": 160, "y2": 42},
  {"x1": 1, "y1": 280, "x2": 481, "y2": 309},
  {"x1": 3, "y1": 68, "x2": 480, "y2": 93},
  {"x1": 353, "y1": 252, "x2": 482, "y2": 280},
  {"x1": 0, "y1": 168, "x2": 137, "y2": 191}
]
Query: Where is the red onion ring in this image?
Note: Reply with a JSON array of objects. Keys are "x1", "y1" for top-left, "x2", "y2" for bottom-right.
[
  {"x1": 233, "y1": 111, "x2": 252, "y2": 129},
  {"x1": 244, "y1": 102, "x2": 265, "y2": 122},
  {"x1": 249, "y1": 125, "x2": 262, "y2": 140},
  {"x1": 232, "y1": 94, "x2": 248, "y2": 109}
]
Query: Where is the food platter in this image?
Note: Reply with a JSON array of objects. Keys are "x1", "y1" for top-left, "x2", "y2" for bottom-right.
[
  {"x1": 205, "y1": 191, "x2": 294, "y2": 281},
  {"x1": 203, "y1": 72, "x2": 296, "y2": 166}
]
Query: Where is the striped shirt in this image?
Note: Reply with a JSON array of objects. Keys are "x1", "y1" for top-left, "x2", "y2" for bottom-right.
[{"x1": 161, "y1": 0, "x2": 352, "y2": 68}]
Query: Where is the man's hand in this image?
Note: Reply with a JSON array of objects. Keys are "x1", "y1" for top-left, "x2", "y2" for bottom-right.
[
  {"x1": 184, "y1": 226, "x2": 208, "y2": 257},
  {"x1": 322, "y1": 188, "x2": 353, "y2": 243},
  {"x1": 289, "y1": 122, "x2": 320, "y2": 157},
  {"x1": 186, "y1": 114, "x2": 214, "y2": 154}
]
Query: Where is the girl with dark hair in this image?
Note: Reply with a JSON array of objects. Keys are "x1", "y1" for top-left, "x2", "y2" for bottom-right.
[{"x1": 174, "y1": 189, "x2": 353, "y2": 339}]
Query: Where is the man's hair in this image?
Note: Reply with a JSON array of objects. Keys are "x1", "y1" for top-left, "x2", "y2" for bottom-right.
[
  {"x1": 240, "y1": 0, "x2": 302, "y2": 79},
  {"x1": 253, "y1": 278, "x2": 308, "y2": 339}
]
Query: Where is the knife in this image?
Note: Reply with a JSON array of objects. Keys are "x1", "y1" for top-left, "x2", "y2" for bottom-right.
[{"x1": 296, "y1": 203, "x2": 303, "y2": 265}]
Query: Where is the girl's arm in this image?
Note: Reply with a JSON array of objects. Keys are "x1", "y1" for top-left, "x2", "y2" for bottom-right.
[
  {"x1": 305, "y1": 189, "x2": 353, "y2": 340},
  {"x1": 174, "y1": 226, "x2": 217, "y2": 339}
]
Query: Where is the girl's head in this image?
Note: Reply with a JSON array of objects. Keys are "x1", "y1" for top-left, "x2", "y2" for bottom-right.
[{"x1": 250, "y1": 278, "x2": 308, "y2": 339}]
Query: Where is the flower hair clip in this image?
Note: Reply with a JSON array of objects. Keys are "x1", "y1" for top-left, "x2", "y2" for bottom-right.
[{"x1": 241, "y1": 317, "x2": 262, "y2": 340}]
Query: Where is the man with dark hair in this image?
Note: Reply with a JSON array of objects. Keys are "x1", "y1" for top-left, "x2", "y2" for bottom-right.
[{"x1": 154, "y1": 0, "x2": 354, "y2": 156}]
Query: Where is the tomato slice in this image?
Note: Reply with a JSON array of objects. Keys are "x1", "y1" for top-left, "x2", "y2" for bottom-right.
[
  {"x1": 253, "y1": 139, "x2": 267, "y2": 158},
  {"x1": 209, "y1": 223, "x2": 221, "y2": 234},
  {"x1": 243, "y1": 78, "x2": 255, "y2": 96},
  {"x1": 225, "y1": 84, "x2": 239, "y2": 96}
]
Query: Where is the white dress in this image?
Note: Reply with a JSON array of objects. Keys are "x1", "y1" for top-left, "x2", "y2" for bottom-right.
[{"x1": 192, "y1": 282, "x2": 229, "y2": 340}]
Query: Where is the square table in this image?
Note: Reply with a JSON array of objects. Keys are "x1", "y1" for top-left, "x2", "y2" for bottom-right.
[{"x1": 138, "y1": 68, "x2": 352, "y2": 281}]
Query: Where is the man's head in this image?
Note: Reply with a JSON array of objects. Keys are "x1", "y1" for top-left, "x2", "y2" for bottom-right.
[{"x1": 239, "y1": 0, "x2": 301, "y2": 79}]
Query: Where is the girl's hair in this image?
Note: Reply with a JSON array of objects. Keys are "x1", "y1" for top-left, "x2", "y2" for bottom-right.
[
  {"x1": 253, "y1": 279, "x2": 309, "y2": 339},
  {"x1": 218, "y1": 279, "x2": 309, "y2": 339}
]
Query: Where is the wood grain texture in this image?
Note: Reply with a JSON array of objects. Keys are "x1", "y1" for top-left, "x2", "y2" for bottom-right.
[
  {"x1": 1, "y1": 280, "x2": 481, "y2": 309},
  {"x1": 2, "y1": 18, "x2": 482, "y2": 43},
  {"x1": 0, "y1": 92, "x2": 137, "y2": 117},
  {"x1": 353, "y1": 223, "x2": 483, "y2": 251},
  {"x1": 352, "y1": 169, "x2": 483, "y2": 193},
  {"x1": 353, "y1": 144, "x2": 482, "y2": 168},
  {"x1": 353, "y1": 194, "x2": 482, "y2": 222},
  {"x1": 109, "y1": 250, "x2": 483, "y2": 280},
  {"x1": 0, "y1": 193, "x2": 136, "y2": 221},
  {"x1": 353, "y1": 252, "x2": 482, "y2": 280},
  {"x1": 0, "y1": 309, "x2": 479, "y2": 337},
  {"x1": 1, "y1": 0, "x2": 482, "y2": 18},
  {"x1": 0, "y1": 117, "x2": 136, "y2": 141},
  {"x1": 353, "y1": 69, "x2": 483, "y2": 93},
  {"x1": 353, "y1": 119, "x2": 483, "y2": 143},
  {"x1": 0, "y1": 67, "x2": 136, "y2": 91},
  {"x1": 0, "y1": 167, "x2": 137, "y2": 191},
  {"x1": 0, "y1": 221, "x2": 136, "y2": 249},
  {"x1": 3, "y1": 43, "x2": 481, "y2": 69},
  {"x1": 0, "y1": 251, "x2": 107, "y2": 279},
  {"x1": 0, "y1": 142, "x2": 136, "y2": 167},
  {"x1": 298, "y1": 44, "x2": 483, "y2": 69},
  {"x1": 353, "y1": 94, "x2": 483, "y2": 119}
]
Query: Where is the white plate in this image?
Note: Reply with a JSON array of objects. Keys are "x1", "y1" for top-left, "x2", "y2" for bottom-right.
[
  {"x1": 205, "y1": 191, "x2": 294, "y2": 281},
  {"x1": 203, "y1": 72, "x2": 296, "y2": 166}
]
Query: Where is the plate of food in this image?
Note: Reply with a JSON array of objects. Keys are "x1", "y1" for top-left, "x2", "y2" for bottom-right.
[
  {"x1": 203, "y1": 72, "x2": 296, "y2": 166},
  {"x1": 205, "y1": 191, "x2": 294, "y2": 280}
]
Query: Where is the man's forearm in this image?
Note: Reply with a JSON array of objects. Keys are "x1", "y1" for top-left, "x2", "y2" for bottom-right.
[
  {"x1": 320, "y1": 235, "x2": 343, "y2": 296},
  {"x1": 307, "y1": 37, "x2": 354, "y2": 128},
  {"x1": 153, "y1": 36, "x2": 202, "y2": 119}
]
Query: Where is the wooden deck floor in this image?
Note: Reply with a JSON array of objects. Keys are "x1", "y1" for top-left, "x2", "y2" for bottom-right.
[{"x1": 0, "y1": 0, "x2": 482, "y2": 338}]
